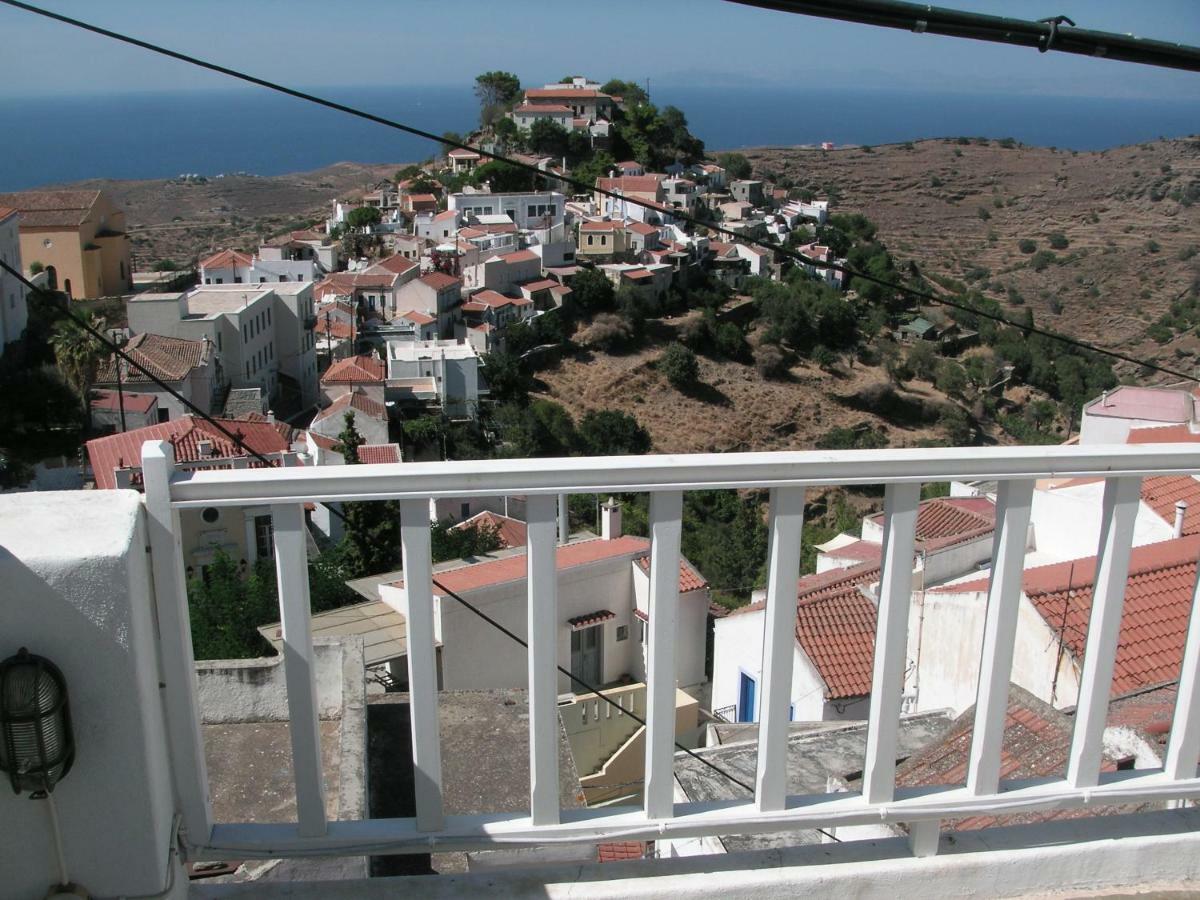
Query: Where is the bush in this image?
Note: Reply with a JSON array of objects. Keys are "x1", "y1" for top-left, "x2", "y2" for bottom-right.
[
  {"x1": 977, "y1": 206, "x2": 991, "y2": 221},
  {"x1": 659, "y1": 342, "x2": 699, "y2": 389},
  {"x1": 1178, "y1": 245, "x2": 1198, "y2": 261},
  {"x1": 935, "y1": 360, "x2": 967, "y2": 397},
  {"x1": 579, "y1": 313, "x2": 633, "y2": 351},
  {"x1": 1030, "y1": 250, "x2": 1057, "y2": 272},
  {"x1": 816, "y1": 424, "x2": 887, "y2": 451},
  {"x1": 713, "y1": 322, "x2": 748, "y2": 361},
  {"x1": 578, "y1": 410, "x2": 651, "y2": 456},
  {"x1": 906, "y1": 340, "x2": 939, "y2": 381},
  {"x1": 1146, "y1": 239, "x2": 1161, "y2": 254},
  {"x1": 1047, "y1": 233, "x2": 1069, "y2": 250},
  {"x1": 938, "y1": 405, "x2": 974, "y2": 444},
  {"x1": 1018, "y1": 239, "x2": 1037, "y2": 254},
  {"x1": 28, "y1": 260, "x2": 45, "y2": 274},
  {"x1": 754, "y1": 342, "x2": 789, "y2": 379}
]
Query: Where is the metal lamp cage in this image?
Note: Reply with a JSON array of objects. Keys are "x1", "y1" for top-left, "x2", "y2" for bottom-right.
[{"x1": 0, "y1": 648, "x2": 75, "y2": 794}]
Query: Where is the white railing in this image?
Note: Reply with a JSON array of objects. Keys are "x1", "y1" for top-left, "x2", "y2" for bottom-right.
[{"x1": 140, "y1": 441, "x2": 1200, "y2": 861}]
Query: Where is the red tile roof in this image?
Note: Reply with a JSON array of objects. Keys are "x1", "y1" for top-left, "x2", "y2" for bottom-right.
[
  {"x1": 581, "y1": 220, "x2": 624, "y2": 232},
  {"x1": 368, "y1": 254, "x2": 419, "y2": 276},
  {"x1": 90, "y1": 389, "x2": 157, "y2": 415},
  {"x1": 596, "y1": 841, "x2": 646, "y2": 863},
  {"x1": 635, "y1": 556, "x2": 709, "y2": 593},
  {"x1": 519, "y1": 278, "x2": 559, "y2": 293},
  {"x1": 730, "y1": 560, "x2": 882, "y2": 700},
  {"x1": 357, "y1": 443, "x2": 402, "y2": 465},
  {"x1": 1127, "y1": 425, "x2": 1200, "y2": 444},
  {"x1": 397, "y1": 309, "x2": 435, "y2": 325},
  {"x1": 627, "y1": 222, "x2": 659, "y2": 236},
  {"x1": 595, "y1": 176, "x2": 664, "y2": 195},
  {"x1": 499, "y1": 249, "x2": 538, "y2": 264},
  {"x1": 447, "y1": 148, "x2": 482, "y2": 158},
  {"x1": 321, "y1": 354, "x2": 386, "y2": 384},
  {"x1": 0, "y1": 189, "x2": 103, "y2": 228},
  {"x1": 418, "y1": 272, "x2": 460, "y2": 291},
  {"x1": 568, "y1": 609, "x2": 616, "y2": 629},
  {"x1": 471, "y1": 289, "x2": 518, "y2": 309},
  {"x1": 821, "y1": 539, "x2": 883, "y2": 563},
  {"x1": 1141, "y1": 475, "x2": 1200, "y2": 536},
  {"x1": 0, "y1": 206, "x2": 17, "y2": 222},
  {"x1": 314, "y1": 389, "x2": 387, "y2": 424},
  {"x1": 87, "y1": 415, "x2": 292, "y2": 490},
  {"x1": 1107, "y1": 682, "x2": 1178, "y2": 748},
  {"x1": 894, "y1": 686, "x2": 1123, "y2": 830},
  {"x1": 96, "y1": 332, "x2": 211, "y2": 384},
  {"x1": 525, "y1": 88, "x2": 611, "y2": 100},
  {"x1": 513, "y1": 104, "x2": 574, "y2": 114},
  {"x1": 452, "y1": 510, "x2": 528, "y2": 549},
  {"x1": 199, "y1": 248, "x2": 254, "y2": 270},
  {"x1": 314, "y1": 317, "x2": 353, "y2": 339},
  {"x1": 867, "y1": 496, "x2": 995, "y2": 551},
  {"x1": 941, "y1": 534, "x2": 1200, "y2": 696}
]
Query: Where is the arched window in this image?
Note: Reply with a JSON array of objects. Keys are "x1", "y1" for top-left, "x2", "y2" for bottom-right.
[
  {"x1": 63, "y1": 278, "x2": 72, "y2": 298},
  {"x1": 44, "y1": 265, "x2": 57, "y2": 290}
]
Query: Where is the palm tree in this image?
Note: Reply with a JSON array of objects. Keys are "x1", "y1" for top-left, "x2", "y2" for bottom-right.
[{"x1": 50, "y1": 315, "x2": 106, "y2": 409}]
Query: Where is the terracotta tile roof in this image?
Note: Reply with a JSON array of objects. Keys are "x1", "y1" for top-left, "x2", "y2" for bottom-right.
[
  {"x1": 623, "y1": 268, "x2": 654, "y2": 280},
  {"x1": 471, "y1": 289, "x2": 518, "y2": 308},
  {"x1": 1127, "y1": 424, "x2": 1200, "y2": 444},
  {"x1": 419, "y1": 272, "x2": 460, "y2": 291},
  {"x1": 581, "y1": 220, "x2": 624, "y2": 232},
  {"x1": 0, "y1": 206, "x2": 17, "y2": 222},
  {"x1": 460, "y1": 301, "x2": 486, "y2": 314},
  {"x1": 941, "y1": 534, "x2": 1200, "y2": 697},
  {"x1": 307, "y1": 430, "x2": 340, "y2": 451},
  {"x1": 513, "y1": 103, "x2": 574, "y2": 115},
  {"x1": 1141, "y1": 475, "x2": 1200, "y2": 536},
  {"x1": 357, "y1": 443, "x2": 402, "y2": 465},
  {"x1": 635, "y1": 556, "x2": 709, "y2": 593},
  {"x1": 390, "y1": 536, "x2": 653, "y2": 596},
  {"x1": 595, "y1": 176, "x2": 664, "y2": 195},
  {"x1": 367, "y1": 254, "x2": 419, "y2": 276},
  {"x1": 1107, "y1": 682, "x2": 1178, "y2": 748},
  {"x1": 526, "y1": 88, "x2": 611, "y2": 100},
  {"x1": 263, "y1": 229, "x2": 327, "y2": 247},
  {"x1": 396, "y1": 309, "x2": 436, "y2": 325},
  {"x1": 596, "y1": 841, "x2": 646, "y2": 863},
  {"x1": 314, "y1": 317, "x2": 353, "y2": 339},
  {"x1": 821, "y1": 539, "x2": 883, "y2": 563},
  {"x1": 519, "y1": 278, "x2": 559, "y2": 293},
  {"x1": 314, "y1": 389, "x2": 388, "y2": 424},
  {"x1": 627, "y1": 222, "x2": 659, "y2": 236},
  {"x1": 90, "y1": 389, "x2": 157, "y2": 415},
  {"x1": 199, "y1": 248, "x2": 254, "y2": 270},
  {"x1": 451, "y1": 510, "x2": 527, "y2": 549},
  {"x1": 96, "y1": 333, "x2": 211, "y2": 384},
  {"x1": 499, "y1": 249, "x2": 538, "y2": 264},
  {"x1": 433, "y1": 209, "x2": 459, "y2": 221},
  {"x1": 0, "y1": 189, "x2": 102, "y2": 228},
  {"x1": 729, "y1": 560, "x2": 882, "y2": 700},
  {"x1": 314, "y1": 272, "x2": 399, "y2": 299},
  {"x1": 321, "y1": 354, "x2": 386, "y2": 384},
  {"x1": 893, "y1": 686, "x2": 1124, "y2": 831},
  {"x1": 568, "y1": 609, "x2": 616, "y2": 630},
  {"x1": 447, "y1": 148, "x2": 482, "y2": 158},
  {"x1": 867, "y1": 496, "x2": 995, "y2": 551},
  {"x1": 87, "y1": 415, "x2": 292, "y2": 490}
]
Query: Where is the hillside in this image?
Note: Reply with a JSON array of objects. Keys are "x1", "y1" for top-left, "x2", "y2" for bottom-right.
[{"x1": 741, "y1": 137, "x2": 1200, "y2": 375}]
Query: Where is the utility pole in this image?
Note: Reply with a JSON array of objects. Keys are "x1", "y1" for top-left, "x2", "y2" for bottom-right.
[{"x1": 115, "y1": 349, "x2": 127, "y2": 432}]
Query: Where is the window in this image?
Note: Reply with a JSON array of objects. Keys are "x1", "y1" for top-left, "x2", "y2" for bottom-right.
[
  {"x1": 254, "y1": 515, "x2": 274, "y2": 561},
  {"x1": 637, "y1": 618, "x2": 646, "y2": 644},
  {"x1": 216, "y1": 278, "x2": 224, "y2": 284},
  {"x1": 587, "y1": 235, "x2": 594, "y2": 246},
  {"x1": 242, "y1": 324, "x2": 247, "y2": 343},
  {"x1": 616, "y1": 625, "x2": 628, "y2": 642},
  {"x1": 245, "y1": 362, "x2": 250, "y2": 379},
  {"x1": 234, "y1": 277, "x2": 243, "y2": 284},
  {"x1": 217, "y1": 333, "x2": 222, "y2": 351}
]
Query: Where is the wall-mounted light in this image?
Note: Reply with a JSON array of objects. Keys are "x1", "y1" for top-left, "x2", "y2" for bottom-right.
[{"x1": 0, "y1": 648, "x2": 75, "y2": 795}]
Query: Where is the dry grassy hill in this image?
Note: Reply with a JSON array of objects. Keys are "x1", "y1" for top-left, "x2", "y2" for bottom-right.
[{"x1": 743, "y1": 137, "x2": 1200, "y2": 377}]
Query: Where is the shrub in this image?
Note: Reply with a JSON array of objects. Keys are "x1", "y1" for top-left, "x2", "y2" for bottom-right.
[
  {"x1": 976, "y1": 206, "x2": 991, "y2": 221},
  {"x1": 906, "y1": 340, "x2": 939, "y2": 381},
  {"x1": 938, "y1": 405, "x2": 974, "y2": 444},
  {"x1": 1146, "y1": 239, "x2": 1161, "y2": 254},
  {"x1": 1047, "y1": 233, "x2": 1069, "y2": 250},
  {"x1": 1018, "y1": 239, "x2": 1037, "y2": 254},
  {"x1": 579, "y1": 313, "x2": 632, "y2": 351},
  {"x1": 811, "y1": 345, "x2": 837, "y2": 370},
  {"x1": 1030, "y1": 250, "x2": 1057, "y2": 272},
  {"x1": 754, "y1": 342, "x2": 789, "y2": 379},
  {"x1": 816, "y1": 425, "x2": 887, "y2": 451},
  {"x1": 1179, "y1": 245, "x2": 1198, "y2": 261},
  {"x1": 935, "y1": 360, "x2": 967, "y2": 397},
  {"x1": 714, "y1": 322, "x2": 748, "y2": 360},
  {"x1": 929, "y1": 175, "x2": 944, "y2": 188},
  {"x1": 28, "y1": 261, "x2": 44, "y2": 274},
  {"x1": 659, "y1": 342, "x2": 699, "y2": 390}
]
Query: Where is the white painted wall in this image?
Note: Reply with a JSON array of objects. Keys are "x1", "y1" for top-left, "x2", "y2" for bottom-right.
[
  {"x1": 0, "y1": 211, "x2": 28, "y2": 347},
  {"x1": 0, "y1": 491, "x2": 185, "y2": 899},
  {"x1": 1030, "y1": 483, "x2": 1174, "y2": 562}
]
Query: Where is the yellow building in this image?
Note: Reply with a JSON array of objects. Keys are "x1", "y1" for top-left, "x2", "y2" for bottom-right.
[{"x1": 0, "y1": 189, "x2": 132, "y2": 299}]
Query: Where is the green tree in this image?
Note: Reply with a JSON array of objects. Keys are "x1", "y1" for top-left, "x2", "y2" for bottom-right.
[
  {"x1": 659, "y1": 342, "x2": 699, "y2": 390},
  {"x1": 481, "y1": 351, "x2": 532, "y2": 406},
  {"x1": 935, "y1": 360, "x2": 968, "y2": 397},
  {"x1": 471, "y1": 160, "x2": 535, "y2": 192},
  {"x1": 529, "y1": 119, "x2": 570, "y2": 158},
  {"x1": 335, "y1": 412, "x2": 400, "y2": 576},
  {"x1": 51, "y1": 314, "x2": 106, "y2": 409},
  {"x1": 601, "y1": 79, "x2": 648, "y2": 105},
  {"x1": 906, "y1": 340, "x2": 939, "y2": 381},
  {"x1": 578, "y1": 410, "x2": 651, "y2": 456},
  {"x1": 715, "y1": 152, "x2": 752, "y2": 180},
  {"x1": 346, "y1": 206, "x2": 382, "y2": 230},
  {"x1": 431, "y1": 518, "x2": 503, "y2": 563},
  {"x1": 570, "y1": 267, "x2": 615, "y2": 313},
  {"x1": 0, "y1": 367, "x2": 83, "y2": 489},
  {"x1": 187, "y1": 551, "x2": 277, "y2": 660},
  {"x1": 474, "y1": 71, "x2": 521, "y2": 125},
  {"x1": 493, "y1": 116, "x2": 518, "y2": 145}
]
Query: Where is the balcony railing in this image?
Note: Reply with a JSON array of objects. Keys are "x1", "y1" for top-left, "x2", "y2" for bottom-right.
[{"x1": 139, "y1": 440, "x2": 1200, "y2": 864}]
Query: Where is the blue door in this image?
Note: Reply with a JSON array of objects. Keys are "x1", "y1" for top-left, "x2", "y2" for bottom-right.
[{"x1": 737, "y1": 672, "x2": 757, "y2": 723}]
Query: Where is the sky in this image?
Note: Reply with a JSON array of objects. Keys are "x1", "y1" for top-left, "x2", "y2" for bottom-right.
[{"x1": 0, "y1": 0, "x2": 1197, "y2": 100}]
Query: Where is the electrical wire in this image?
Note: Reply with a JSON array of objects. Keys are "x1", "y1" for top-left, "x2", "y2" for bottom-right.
[
  {"x1": 1, "y1": 0, "x2": 1196, "y2": 382},
  {"x1": 723, "y1": 0, "x2": 1200, "y2": 73}
]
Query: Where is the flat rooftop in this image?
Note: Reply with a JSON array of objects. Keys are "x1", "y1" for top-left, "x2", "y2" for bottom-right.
[{"x1": 185, "y1": 288, "x2": 273, "y2": 315}]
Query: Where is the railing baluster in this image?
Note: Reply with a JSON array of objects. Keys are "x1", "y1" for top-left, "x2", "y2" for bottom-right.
[
  {"x1": 754, "y1": 487, "x2": 806, "y2": 812},
  {"x1": 526, "y1": 494, "x2": 560, "y2": 826},
  {"x1": 1164, "y1": 554, "x2": 1200, "y2": 781},
  {"x1": 141, "y1": 441, "x2": 212, "y2": 845},
  {"x1": 862, "y1": 482, "x2": 920, "y2": 804},
  {"x1": 644, "y1": 490, "x2": 683, "y2": 820},
  {"x1": 398, "y1": 499, "x2": 444, "y2": 832},
  {"x1": 1066, "y1": 476, "x2": 1142, "y2": 788},
  {"x1": 966, "y1": 479, "x2": 1035, "y2": 796},
  {"x1": 271, "y1": 502, "x2": 327, "y2": 837}
]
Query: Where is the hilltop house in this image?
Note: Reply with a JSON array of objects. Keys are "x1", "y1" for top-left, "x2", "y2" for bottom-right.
[
  {"x1": 258, "y1": 229, "x2": 339, "y2": 272},
  {"x1": 385, "y1": 338, "x2": 484, "y2": 419},
  {"x1": 0, "y1": 188, "x2": 132, "y2": 298},
  {"x1": 319, "y1": 352, "x2": 387, "y2": 407},
  {"x1": 93, "y1": 332, "x2": 222, "y2": 421}
]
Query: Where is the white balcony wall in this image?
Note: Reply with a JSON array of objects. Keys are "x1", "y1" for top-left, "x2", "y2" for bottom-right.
[{"x1": 0, "y1": 491, "x2": 186, "y2": 899}]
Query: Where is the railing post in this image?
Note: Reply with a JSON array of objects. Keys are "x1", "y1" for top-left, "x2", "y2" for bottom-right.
[
  {"x1": 1067, "y1": 476, "x2": 1141, "y2": 788},
  {"x1": 271, "y1": 503, "x2": 327, "y2": 837},
  {"x1": 141, "y1": 440, "x2": 212, "y2": 847},
  {"x1": 862, "y1": 482, "x2": 920, "y2": 804},
  {"x1": 526, "y1": 494, "x2": 560, "y2": 825},
  {"x1": 644, "y1": 490, "x2": 683, "y2": 820},
  {"x1": 754, "y1": 487, "x2": 805, "y2": 812},
  {"x1": 966, "y1": 479, "x2": 1034, "y2": 796},
  {"x1": 1165, "y1": 556, "x2": 1200, "y2": 781},
  {"x1": 557, "y1": 493, "x2": 569, "y2": 545},
  {"x1": 398, "y1": 499, "x2": 444, "y2": 832}
]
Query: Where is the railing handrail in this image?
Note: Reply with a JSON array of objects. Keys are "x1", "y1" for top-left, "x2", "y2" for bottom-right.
[{"x1": 165, "y1": 443, "x2": 1200, "y2": 507}]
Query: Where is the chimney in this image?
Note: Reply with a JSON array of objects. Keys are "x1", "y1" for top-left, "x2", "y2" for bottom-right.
[
  {"x1": 267, "y1": 409, "x2": 275, "y2": 424},
  {"x1": 601, "y1": 497, "x2": 622, "y2": 541},
  {"x1": 196, "y1": 438, "x2": 213, "y2": 457},
  {"x1": 1101, "y1": 390, "x2": 1110, "y2": 407},
  {"x1": 1175, "y1": 501, "x2": 1188, "y2": 539}
]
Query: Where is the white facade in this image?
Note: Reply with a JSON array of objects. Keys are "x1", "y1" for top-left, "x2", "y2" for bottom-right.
[
  {"x1": 201, "y1": 256, "x2": 317, "y2": 286},
  {"x1": 126, "y1": 283, "x2": 319, "y2": 410},
  {"x1": 450, "y1": 191, "x2": 566, "y2": 231},
  {"x1": 386, "y1": 339, "x2": 482, "y2": 418},
  {"x1": 0, "y1": 208, "x2": 28, "y2": 347}
]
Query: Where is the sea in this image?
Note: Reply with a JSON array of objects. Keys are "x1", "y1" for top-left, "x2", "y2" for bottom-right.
[{"x1": 2, "y1": 84, "x2": 1198, "y2": 191}]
